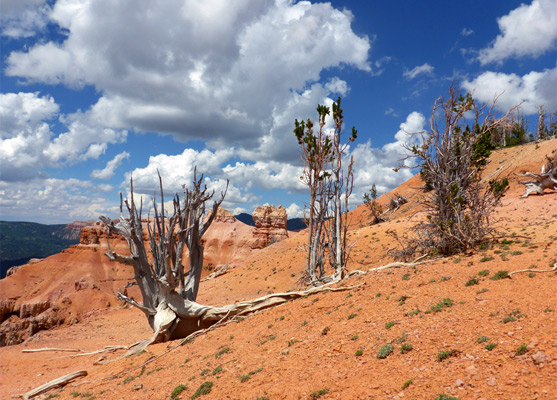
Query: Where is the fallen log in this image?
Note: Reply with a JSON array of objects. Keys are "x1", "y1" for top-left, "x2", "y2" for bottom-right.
[
  {"x1": 509, "y1": 260, "x2": 557, "y2": 277},
  {"x1": 516, "y1": 149, "x2": 557, "y2": 197},
  {"x1": 22, "y1": 347, "x2": 81, "y2": 353},
  {"x1": 23, "y1": 370, "x2": 87, "y2": 400}
]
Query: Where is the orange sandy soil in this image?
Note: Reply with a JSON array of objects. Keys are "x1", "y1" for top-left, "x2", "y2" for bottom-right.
[{"x1": 1, "y1": 140, "x2": 556, "y2": 400}]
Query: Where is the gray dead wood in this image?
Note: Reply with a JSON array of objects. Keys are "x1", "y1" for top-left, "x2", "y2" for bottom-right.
[
  {"x1": 202, "y1": 264, "x2": 228, "y2": 281},
  {"x1": 100, "y1": 169, "x2": 363, "y2": 353},
  {"x1": 347, "y1": 256, "x2": 443, "y2": 277},
  {"x1": 516, "y1": 150, "x2": 557, "y2": 197},
  {"x1": 23, "y1": 370, "x2": 87, "y2": 400},
  {"x1": 509, "y1": 260, "x2": 557, "y2": 277},
  {"x1": 60, "y1": 345, "x2": 132, "y2": 358},
  {"x1": 21, "y1": 347, "x2": 81, "y2": 353}
]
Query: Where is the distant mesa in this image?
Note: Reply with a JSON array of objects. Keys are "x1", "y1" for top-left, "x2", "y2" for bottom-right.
[{"x1": 0, "y1": 220, "x2": 93, "y2": 279}]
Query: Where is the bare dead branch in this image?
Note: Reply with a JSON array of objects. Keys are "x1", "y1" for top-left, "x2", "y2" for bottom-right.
[
  {"x1": 23, "y1": 370, "x2": 87, "y2": 400},
  {"x1": 509, "y1": 261, "x2": 557, "y2": 277}
]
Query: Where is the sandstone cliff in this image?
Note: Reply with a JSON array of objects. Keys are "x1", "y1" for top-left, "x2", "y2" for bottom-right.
[
  {"x1": 0, "y1": 207, "x2": 287, "y2": 345},
  {"x1": 252, "y1": 205, "x2": 288, "y2": 247}
]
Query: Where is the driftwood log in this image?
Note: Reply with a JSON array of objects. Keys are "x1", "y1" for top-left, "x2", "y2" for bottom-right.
[
  {"x1": 516, "y1": 150, "x2": 557, "y2": 197},
  {"x1": 23, "y1": 370, "x2": 87, "y2": 400},
  {"x1": 21, "y1": 347, "x2": 81, "y2": 353}
]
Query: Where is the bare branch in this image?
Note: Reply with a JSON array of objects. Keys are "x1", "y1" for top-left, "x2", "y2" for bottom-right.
[{"x1": 116, "y1": 291, "x2": 156, "y2": 316}]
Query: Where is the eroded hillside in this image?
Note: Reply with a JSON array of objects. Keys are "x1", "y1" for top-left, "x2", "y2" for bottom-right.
[{"x1": 0, "y1": 139, "x2": 556, "y2": 400}]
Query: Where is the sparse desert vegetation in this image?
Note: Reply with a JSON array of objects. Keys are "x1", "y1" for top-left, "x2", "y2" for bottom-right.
[{"x1": 1, "y1": 124, "x2": 556, "y2": 400}]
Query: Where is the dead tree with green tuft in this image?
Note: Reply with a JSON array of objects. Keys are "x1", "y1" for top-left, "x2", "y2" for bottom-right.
[
  {"x1": 99, "y1": 170, "x2": 361, "y2": 349},
  {"x1": 398, "y1": 84, "x2": 517, "y2": 255},
  {"x1": 294, "y1": 97, "x2": 356, "y2": 285}
]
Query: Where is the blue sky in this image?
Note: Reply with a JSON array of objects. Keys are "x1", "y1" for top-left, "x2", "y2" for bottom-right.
[{"x1": 1, "y1": 0, "x2": 556, "y2": 224}]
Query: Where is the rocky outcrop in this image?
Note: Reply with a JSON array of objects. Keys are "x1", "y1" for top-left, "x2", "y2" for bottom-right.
[
  {"x1": 6, "y1": 258, "x2": 42, "y2": 277},
  {"x1": 212, "y1": 207, "x2": 237, "y2": 223},
  {"x1": 79, "y1": 221, "x2": 106, "y2": 245},
  {"x1": 0, "y1": 299, "x2": 16, "y2": 322},
  {"x1": 252, "y1": 205, "x2": 288, "y2": 247},
  {"x1": 0, "y1": 299, "x2": 66, "y2": 346}
]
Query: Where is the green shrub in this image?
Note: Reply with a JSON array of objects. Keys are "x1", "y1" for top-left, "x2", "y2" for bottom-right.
[
  {"x1": 309, "y1": 388, "x2": 329, "y2": 399},
  {"x1": 287, "y1": 339, "x2": 299, "y2": 347},
  {"x1": 191, "y1": 381, "x2": 213, "y2": 399},
  {"x1": 347, "y1": 313, "x2": 358, "y2": 320},
  {"x1": 479, "y1": 256, "x2": 493, "y2": 262},
  {"x1": 400, "y1": 343, "x2": 413, "y2": 354},
  {"x1": 401, "y1": 379, "x2": 413, "y2": 390},
  {"x1": 465, "y1": 278, "x2": 479, "y2": 286},
  {"x1": 171, "y1": 384, "x2": 187, "y2": 400},
  {"x1": 490, "y1": 270, "x2": 510, "y2": 280},
  {"x1": 426, "y1": 298, "x2": 454, "y2": 313},
  {"x1": 485, "y1": 343, "x2": 497, "y2": 351},
  {"x1": 355, "y1": 349, "x2": 363, "y2": 357},
  {"x1": 385, "y1": 321, "x2": 396, "y2": 329},
  {"x1": 478, "y1": 269, "x2": 489, "y2": 276},
  {"x1": 437, "y1": 349, "x2": 458, "y2": 362},
  {"x1": 434, "y1": 395, "x2": 461, "y2": 400},
  {"x1": 515, "y1": 344, "x2": 528, "y2": 356},
  {"x1": 502, "y1": 309, "x2": 525, "y2": 323},
  {"x1": 377, "y1": 344, "x2": 394, "y2": 359},
  {"x1": 215, "y1": 347, "x2": 231, "y2": 358},
  {"x1": 240, "y1": 368, "x2": 263, "y2": 383},
  {"x1": 477, "y1": 336, "x2": 489, "y2": 343}
]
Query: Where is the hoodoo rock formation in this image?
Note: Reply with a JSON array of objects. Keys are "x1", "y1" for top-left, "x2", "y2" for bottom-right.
[{"x1": 252, "y1": 205, "x2": 288, "y2": 247}]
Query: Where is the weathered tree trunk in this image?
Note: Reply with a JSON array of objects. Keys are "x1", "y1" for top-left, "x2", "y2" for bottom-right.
[
  {"x1": 537, "y1": 105, "x2": 546, "y2": 140},
  {"x1": 100, "y1": 171, "x2": 362, "y2": 347},
  {"x1": 100, "y1": 170, "x2": 234, "y2": 343},
  {"x1": 516, "y1": 149, "x2": 557, "y2": 197}
]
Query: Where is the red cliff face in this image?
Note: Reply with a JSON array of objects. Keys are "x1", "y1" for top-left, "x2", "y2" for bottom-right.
[
  {"x1": 0, "y1": 207, "x2": 289, "y2": 345},
  {"x1": 252, "y1": 205, "x2": 288, "y2": 247}
]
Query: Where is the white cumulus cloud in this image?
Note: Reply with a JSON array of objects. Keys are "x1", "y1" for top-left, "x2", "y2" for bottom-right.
[
  {"x1": 351, "y1": 111, "x2": 426, "y2": 206},
  {"x1": 0, "y1": 177, "x2": 118, "y2": 223},
  {"x1": 285, "y1": 203, "x2": 304, "y2": 219},
  {"x1": 91, "y1": 151, "x2": 130, "y2": 180},
  {"x1": 0, "y1": 92, "x2": 127, "y2": 182},
  {"x1": 5, "y1": 0, "x2": 371, "y2": 164},
  {"x1": 0, "y1": 0, "x2": 51, "y2": 38},
  {"x1": 478, "y1": 0, "x2": 557, "y2": 65},
  {"x1": 462, "y1": 67, "x2": 557, "y2": 114}
]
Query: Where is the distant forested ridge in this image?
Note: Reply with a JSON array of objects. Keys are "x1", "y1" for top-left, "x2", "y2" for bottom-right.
[
  {"x1": 234, "y1": 213, "x2": 306, "y2": 231},
  {"x1": 0, "y1": 221, "x2": 85, "y2": 279}
]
